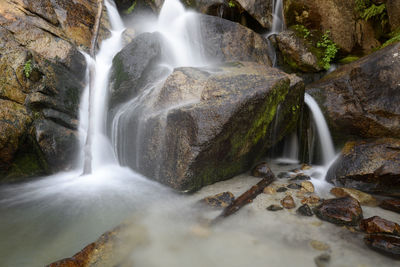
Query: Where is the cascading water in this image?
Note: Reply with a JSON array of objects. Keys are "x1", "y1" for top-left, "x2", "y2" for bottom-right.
[
  {"x1": 111, "y1": 0, "x2": 208, "y2": 174},
  {"x1": 266, "y1": 0, "x2": 285, "y2": 66},
  {"x1": 304, "y1": 93, "x2": 335, "y2": 165}
]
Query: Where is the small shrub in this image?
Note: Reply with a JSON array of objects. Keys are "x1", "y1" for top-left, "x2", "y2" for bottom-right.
[
  {"x1": 228, "y1": 1, "x2": 235, "y2": 8},
  {"x1": 24, "y1": 60, "x2": 32, "y2": 78},
  {"x1": 355, "y1": 0, "x2": 388, "y2": 28},
  {"x1": 317, "y1": 31, "x2": 338, "y2": 70},
  {"x1": 293, "y1": 24, "x2": 311, "y2": 39}
]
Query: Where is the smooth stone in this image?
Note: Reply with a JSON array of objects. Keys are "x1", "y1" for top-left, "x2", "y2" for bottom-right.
[
  {"x1": 251, "y1": 162, "x2": 274, "y2": 178},
  {"x1": 314, "y1": 253, "x2": 331, "y2": 267},
  {"x1": 301, "y1": 195, "x2": 321, "y2": 206},
  {"x1": 202, "y1": 192, "x2": 235, "y2": 208},
  {"x1": 263, "y1": 186, "x2": 276, "y2": 195},
  {"x1": 267, "y1": 204, "x2": 284, "y2": 211},
  {"x1": 360, "y1": 216, "x2": 400, "y2": 236},
  {"x1": 301, "y1": 181, "x2": 314, "y2": 193},
  {"x1": 287, "y1": 183, "x2": 302, "y2": 190},
  {"x1": 277, "y1": 187, "x2": 288, "y2": 193},
  {"x1": 277, "y1": 172, "x2": 291, "y2": 179},
  {"x1": 281, "y1": 195, "x2": 296, "y2": 209},
  {"x1": 313, "y1": 196, "x2": 363, "y2": 226},
  {"x1": 297, "y1": 204, "x2": 313, "y2": 216},
  {"x1": 330, "y1": 187, "x2": 378, "y2": 206},
  {"x1": 290, "y1": 174, "x2": 311, "y2": 181}
]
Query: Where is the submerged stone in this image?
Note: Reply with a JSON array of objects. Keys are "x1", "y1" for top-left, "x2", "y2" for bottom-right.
[
  {"x1": 201, "y1": 192, "x2": 235, "y2": 208},
  {"x1": 380, "y1": 199, "x2": 400, "y2": 214},
  {"x1": 330, "y1": 187, "x2": 378, "y2": 206},
  {"x1": 313, "y1": 196, "x2": 363, "y2": 226},
  {"x1": 267, "y1": 204, "x2": 284, "y2": 211},
  {"x1": 360, "y1": 216, "x2": 400, "y2": 236},
  {"x1": 287, "y1": 183, "x2": 302, "y2": 190},
  {"x1": 251, "y1": 162, "x2": 274, "y2": 178},
  {"x1": 277, "y1": 187, "x2": 288, "y2": 193},
  {"x1": 281, "y1": 195, "x2": 296, "y2": 209},
  {"x1": 314, "y1": 253, "x2": 331, "y2": 267},
  {"x1": 297, "y1": 204, "x2": 313, "y2": 216},
  {"x1": 364, "y1": 234, "x2": 400, "y2": 259}
]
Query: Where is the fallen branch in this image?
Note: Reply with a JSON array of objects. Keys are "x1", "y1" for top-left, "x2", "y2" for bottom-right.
[
  {"x1": 83, "y1": 0, "x2": 104, "y2": 175},
  {"x1": 212, "y1": 173, "x2": 275, "y2": 223}
]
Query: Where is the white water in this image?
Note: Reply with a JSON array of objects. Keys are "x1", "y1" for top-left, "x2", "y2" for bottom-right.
[
  {"x1": 304, "y1": 93, "x2": 335, "y2": 165},
  {"x1": 266, "y1": 0, "x2": 285, "y2": 66}
]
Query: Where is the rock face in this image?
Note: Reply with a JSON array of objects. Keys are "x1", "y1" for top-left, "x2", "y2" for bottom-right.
[
  {"x1": 276, "y1": 29, "x2": 324, "y2": 72},
  {"x1": 307, "y1": 43, "x2": 400, "y2": 144},
  {"x1": 112, "y1": 62, "x2": 304, "y2": 191},
  {"x1": 283, "y1": 0, "x2": 380, "y2": 54},
  {"x1": 387, "y1": 0, "x2": 400, "y2": 31},
  {"x1": 313, "y1": 196, "x2": 363, "y2": 226},
  {"x1": 326, "y1": 139, "x2": 400, "y2": 197},
  {"x1": 198, "y1": 15, "x2": 272, "y2": 66},
  {"x1": 0, "y1": 0, "x2": 109, "y2": 180}
]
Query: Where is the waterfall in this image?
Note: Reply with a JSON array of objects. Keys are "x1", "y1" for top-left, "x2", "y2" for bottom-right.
[
  {"x1": 111, "y1": 0, "x2": 208, "y2": 171},
  {"x1": 266, "y1": 0, "x2": 285, "y2": 66},
  {"x1": 79, "y1": 0, "x2": 125, "y2": 171},
  {"x1": 304, "y1": 93, "x2": 335, "y2": 165}
]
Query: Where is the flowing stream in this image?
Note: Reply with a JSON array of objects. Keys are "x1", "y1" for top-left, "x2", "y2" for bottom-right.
[{"x1": 0, "y1": 1, "x2": 397, "y2": 267}]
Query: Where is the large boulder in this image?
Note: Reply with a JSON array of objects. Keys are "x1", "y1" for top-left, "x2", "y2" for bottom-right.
[
  {"x1": 326, "y1": 139, "x2": 400, "y2": 197},
  {"x1": 307, "y1": 42, "x2": 400, "y2": 144},
  {"x1": 283, "y1": 0, "x2": 381, "y2": 55},
  {"x1": 109, "y1": 14, "x2": 272, "y2": 109},
  {"x1": 0, "y1": 0, "x2": 110, "y2": 181},
  {"x1": 111, "y1": 61, "x2": 304, "y2": 191},
  {"x1": 276, "y1": 29, "x2": 324, "y2": 72}
]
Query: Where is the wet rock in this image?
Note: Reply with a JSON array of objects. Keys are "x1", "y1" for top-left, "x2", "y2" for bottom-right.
[
  {"x1": 307, "y1": 43, "x2": 400, "y2": 143},
  {"x1": 267, "y1": 204, "x2": 284, "y2": 211},
  {"x1": 330, "y1": 187, "x2": 378, "y2": 206},
  {"x1": 284, "y1": 0, "x2": 380, "y2": 54},
  {"x1": 263, "y1": 186, "x2": 276, "y2": 195},
  {"x1": 360, "y1": 216, "x2": 400, "y2": 236},
  {"x1": 326, "y1": 139, "x2": 400, "y2": 197},
  {"x1": 277, "y1": 172, "x2": 290, "y2": 179},
  {"x1": 277, "y1": 187, "x2": 288, "y2": 193},
  {"x1": 199, "y1": 15, "x2": 272, "y2": 66},
  {"x1": 297, "y1": 204, "x2": 313, "y2": 216},
  {"x1": 287, "y1": 183, "x2": 302, "y2": 190},
  {"x1": 380, "y1": 199, "x2": 400, "y2": 214},
  {"x1": 313, "y1": 197, "x2": 363, "y2": 226},
  {"x1": 48, "y1": 222, "x2": 148, "y2": 267},
  {"x1": 201, "y1": 192, "x2": 235, "y2": 208},
  {"x1": 314, "y1": 253, "x2": 331, "y2": 267},
  {"x1": 301, "y1": 195, "x2": 321, "y2": 206},
  {"x1": 251, "y1": 162, "x2": 274, "y2": 178},
  {"x1": 301, "y1": 164, "x2": 312, "y2": 170},
  {"x1": 112, "y1": 61, "x2": 304, "y2": 191},
  {"x1": 276, "y1": 29, "x2": 324, "y2": 72},
  {"x1": 281, "y1": 195, "x2": 296, "y2": 209},
  {"x1": 364, "y1": 234, "x2": 400, "y2": 259},
  {"x1": 310, "y1": 240, "x2": 330, "y2": 251},
  {"x1": 290, "y1": 174, "x2": 311, "y2": 181},
  {"x1": 301, "y1": 181, "x2": 314, "y2": 193}
]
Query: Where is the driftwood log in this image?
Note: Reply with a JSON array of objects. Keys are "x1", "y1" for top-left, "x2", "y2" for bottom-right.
[
  {"x1": 83, "y1": 0, "x2": 104, "y2": 175},
  {"x1": 213, "y1": 172, "x2": 275, "y2": 223}
]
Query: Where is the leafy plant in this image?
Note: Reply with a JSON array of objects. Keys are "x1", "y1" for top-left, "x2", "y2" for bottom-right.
[
  {"x1": 228, "y1": 1, "x2": 235, "y2": 8},
  {"x1": 293, "y1": 24, "x2": 311, "y2": 39},
  {"x1": 24, "y1": 60, "x2": 32, "y2": 78},
  {"x1": 317, "y1": 31, "x2": 338, "y2": 70},
  {"x1": 355, "y1": 0, "x2": 388, "y2": 27},
  {"x1": 381, "y1": 28, "x2": 400, "y2": 48}
]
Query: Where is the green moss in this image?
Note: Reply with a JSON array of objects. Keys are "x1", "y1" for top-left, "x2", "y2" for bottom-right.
[
  {"x1": 339, "y1": 56, "x2": 360, "y2": 64},
  {"x1": 381, "y1": 28, "x2": 400, "y2": 48},
  {"x1": 112, "y1": 56, "x2": 129, "y2": 91},
  {"x1": 6, "y1": 151, "x2": 46, "y2": 181},
  {"x1": 24, "y1": 60, "x2": 32, "y2": 78},
  {"x1": 123, "y1": 1, "x2": 136, "y2": 15},
  {"x1": 228, "y1": 1, "x2": 235, "y2": 8}
]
